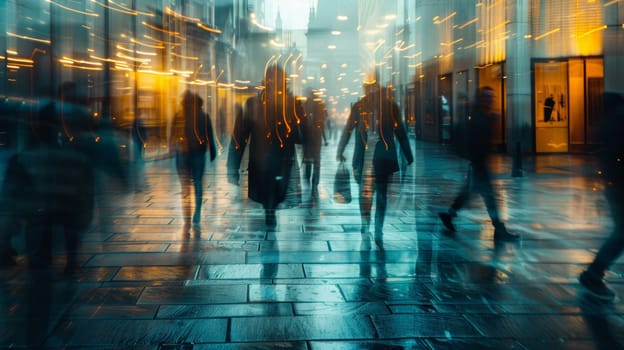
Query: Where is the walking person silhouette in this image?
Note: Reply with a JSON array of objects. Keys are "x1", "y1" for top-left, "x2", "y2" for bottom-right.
[
  {"x1": 579, "y1": 92, "x2": 624, "y2": 301},
  {"x1": 227, "y1": 63, "x2": 303, "y2": 228},
  {"x1": 170, "y1": 91, "x2": 217, "y2": 232},
  {"x1": 336, "y1": 78, "x2": 413, "y2": 248},
  {"x1": 438, "y1": 86, "x2": 519, "y2": 241}
]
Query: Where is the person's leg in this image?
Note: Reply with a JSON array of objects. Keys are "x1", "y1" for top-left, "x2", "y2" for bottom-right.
[
  {"x1": 450, "y1": 162, "x2": 473, "y2": 214},
  {"x1": 311, "y1": 155, "x2": 321, "y2": 196},
  {"x1": 472, "y1": 163, "x2": 501, "y2": 224},
  {"x1": 439, "y1": 163, "x2": 473, "y2": 232},
  {"x1": 176, "y1": 153, "x2": 192, "y2": 228},
  {"x1": 473, "y1": 163, "x2": 519, "y2": 241},
  {"x1": 63, "y1": 224, "x2": 80, "y2": 275},
  {"x1": 359, "y1": 172, "x2": 374, "y2": 234},
  {"x1": 374, "y1": 182, "x2": 388, "y2": 233},
  {"x1": 0, "y1": 218, "x2": 19, "y2": 265},
  {"x1": 190, "y1": 152, "x2": 206, "y2": 224},
  {"x1": 303, "y1": 159, "x2": 312, "y2": 185},
  {"x1": 374, "y1": 181, "x2": 388, "y2": 249},
  {"x1": 584, "y1": 188, "x2": 624, "y2": 287},
  {"x1": 25, "y1": 217, "x2": 52, "y2": 269}
]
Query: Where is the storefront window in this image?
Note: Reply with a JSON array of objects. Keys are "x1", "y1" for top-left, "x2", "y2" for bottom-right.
[{"x1": 535, "y1": 61, "x2": 569, "y2": 153}]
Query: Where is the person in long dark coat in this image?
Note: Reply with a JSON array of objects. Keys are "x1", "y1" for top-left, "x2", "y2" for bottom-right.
[
  {"x1": 302, "y1": 87, "x2": 328, "y2": 198},
  {"x1": 171, "y1": 91, "x2": 217, "y2": 230},
  {"x1": 336, "y1": 81, "x2": 413, "y2": 246},
  {"x1": 227, "y1": 63, "x2": 303, "y2": 227}
]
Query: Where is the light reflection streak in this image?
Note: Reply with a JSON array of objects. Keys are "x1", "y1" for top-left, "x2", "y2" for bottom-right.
[
  {"x1": 7, "y1": 32, "x2": 51, "y2": 44},
  {"x1": 46, "y1": 0, "x2": 98, "y2": 17}
]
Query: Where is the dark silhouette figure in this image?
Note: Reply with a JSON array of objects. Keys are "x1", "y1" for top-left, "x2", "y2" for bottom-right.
[
  {"x1": 579, "y1": 92, "x2": 624, "y2": 301},
  {"x1": 336, "y1": 80, "x2": 413, "y2": 247},
  {"x1": 131, "y1": 114, "x2": 148, "y2": 192},
  {"x1": 302, "y1": 87, "x2": 328, "y2": 198},
  {"x1": 132, "y1": 114, "x2": 147, "y2": 161},
  {"x1": 544, "y1": 94, "x2": 555, "y2": 122},
  {"x1": 438, "y1": 86, "x2": 519, "y2": 241},
  {"x1": 171, "y1": 91, "x2": 217, "y2": 230},
  {"x1": 0, "y1": 81, "x2": 127, "y2": 274},
  {"x1": 227, "y1": 63, "x2": 303, "y2": 228}
]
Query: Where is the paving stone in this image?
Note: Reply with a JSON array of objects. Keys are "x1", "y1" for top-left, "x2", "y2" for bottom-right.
[
  {"x1": 371, "y1": 314, "x2": 481, "y2": 338},
  {"x1": 157, "y1": 303, "x2": 293, "y2": 319},
  {"x1": 230, "y1": 315, "x2": 376, "y2": 342},
  {"x1": 138, "y1": 284, "x2": 248, "y2": 304},
  {"x1": 47, "y1": 319, "x2": 227, "y2": 346}
]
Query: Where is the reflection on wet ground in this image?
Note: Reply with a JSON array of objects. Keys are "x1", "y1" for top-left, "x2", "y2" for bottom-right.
[{"x1": 1, "y1": 138, "x2": 623, "y2": 348}]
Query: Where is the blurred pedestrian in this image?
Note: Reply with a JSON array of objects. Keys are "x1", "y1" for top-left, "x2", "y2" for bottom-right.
[
  {"x1": 302, "y1": 87, "x2": 328, "y2": 198},
  {"x1": 336, "y1": 79, "x2": 413, "y2": 247},
  {"x1": 1, "y1": 82, "x2": 106, "y2": 274},
  {"x1": 438, "y1": 86, "x2": 519, "y2": 241},
  {"x1": 227, "y1": 63, "x2": 303, "y2": 228},
  {"x1": 579, "y1": 92, "x2": 624, "y2": 301},
  {"x1": 170, "y1": 91, "x2": 217, "y2": 230},
  {"x1": 132, "y1": 113, "x2": 148, "y2": 192}
]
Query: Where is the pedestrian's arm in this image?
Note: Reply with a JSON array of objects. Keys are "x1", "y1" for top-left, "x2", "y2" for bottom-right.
[
  {"x1": 336, "y1": 106, "x2": 357, "y2": 162},
  {"x1": 227, "y1": 101, "x2": 251, "y2": 185},
  {"x1": 391, "y1": 103, "x2": 414, "y2": 165}
]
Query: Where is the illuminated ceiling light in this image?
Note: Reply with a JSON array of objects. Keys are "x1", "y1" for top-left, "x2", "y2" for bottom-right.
[
  {"x1": 328, "y1": 45, "x2": 337, "y2": 49},
  {"x1": 331, "y1": 31, "x2": 341, "y2": 35},
  {"x1": 337, "y1": 15, "x2": 348, "y2": 21},
  {"x1": 385, "y1": 14, "x2": 397, "y2": 20}
]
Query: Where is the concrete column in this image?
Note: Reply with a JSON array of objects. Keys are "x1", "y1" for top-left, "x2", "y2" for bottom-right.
[
  {"x1": 604, "y1": 3, "x2": 624, "y2": 95},
  {"x1": 505, "y1": 0, "x2": 532, "y2": 174}
]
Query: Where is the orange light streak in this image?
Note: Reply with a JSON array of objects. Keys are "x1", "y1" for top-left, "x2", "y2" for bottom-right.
[
  {"x1": 533, "y1": 28, "x2": 560, "y2": 41},
  {"x1": 46, "y1": 0, "x2": 98, "y2": 16},
  {"x1": 7, "y1": 32, "x2": 51, "y2": 44},
  {"x1": 197, "y1": 23, "x2": 222, "y2": 34}
]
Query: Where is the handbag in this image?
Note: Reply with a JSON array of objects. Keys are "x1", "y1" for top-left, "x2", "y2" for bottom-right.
[{"x1": 333, "y1": 161, "x2": 352, "y2": 204}]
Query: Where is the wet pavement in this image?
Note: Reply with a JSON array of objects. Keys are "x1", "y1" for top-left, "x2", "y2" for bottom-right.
[{"x1": 1, "y1": 136, "x2": 623, "y2": 349}]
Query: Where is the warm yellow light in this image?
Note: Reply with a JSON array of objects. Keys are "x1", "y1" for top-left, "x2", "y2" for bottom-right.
[
  {"x1": 47, "y1": 0, "x2": 98, "y2": 16},
  {"x1": 197, "y1": 23, "x2": 222, "y2": 34},
  {"x1": 7, "y1": 32, "x2": 51, "y2": 44}
]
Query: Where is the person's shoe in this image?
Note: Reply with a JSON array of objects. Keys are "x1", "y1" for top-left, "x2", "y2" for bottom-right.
[
  {"x1": 438, "y1": 212, "x2": 456, "y2": 232},
  {"x1": 493, "y1": 223, "x2": 520, "y2": 241},
  {"x1": 579, "y1": 270, "x2": 616, "y2": 301}
]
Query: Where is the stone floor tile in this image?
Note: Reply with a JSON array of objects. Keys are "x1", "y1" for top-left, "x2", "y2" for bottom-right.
[
  {"x1": 249, "y1": 284, "x2": 344, "y2": 302},
  {"x1": 138, "y1": 284, "x2": 248, "y2": 304},
  {"x1": 371, "y1": 314, "x2": 481, "y2": 338},
  {"x1": 47, "y1": 319, "x2": 227, "y2": 347},
  {"x1": 230, "y1": 315, "x2": 375, "y2": 342},
  {"x1": 156, "y1": 303, "x2": 293, "y2": 319}
]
